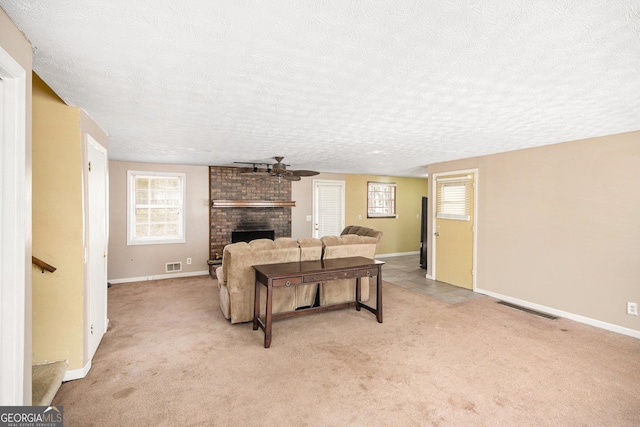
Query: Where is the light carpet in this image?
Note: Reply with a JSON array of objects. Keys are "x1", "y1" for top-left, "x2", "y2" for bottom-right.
[{"x1": 53, "y1": 275, "x2": 640, "y2": 426}]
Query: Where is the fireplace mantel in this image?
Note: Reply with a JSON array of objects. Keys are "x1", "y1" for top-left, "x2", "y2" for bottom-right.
[{"x1": 211, "y1": 200, "x2": 296, "y2": 208}]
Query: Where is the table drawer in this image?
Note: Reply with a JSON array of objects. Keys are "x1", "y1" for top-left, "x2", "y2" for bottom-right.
[
  {"x1": 272, "y1": 276, "x2": 302, "y2": 287},
  {"x1": 303, "y1": 270, "x2": 354, "y2": 283},
  {"x1": 355, "y1": 268, "x2": 379, "y2": 278}
]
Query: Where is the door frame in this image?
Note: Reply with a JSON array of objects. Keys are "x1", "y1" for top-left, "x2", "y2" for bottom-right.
[
  {"x1": 84, "y1": 134, "x2": 109, "y2": 364},
  {"x1": 312, "y1": 179, "x2": 345, "y2": 238},
  {"x1": 0, "y1": 46, "x2": 29, "y2": 405},
  {"x1": 430, "y1": 168, "x2": 479, "y2": 291}
]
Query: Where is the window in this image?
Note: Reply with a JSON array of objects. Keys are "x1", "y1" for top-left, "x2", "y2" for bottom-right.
[
  {"x1": 436, "y1": 175, "x2": 471, "y2": 221},
  {"x1": 128, "y1": 171, "x2": 186, "y2": 245},
  {"x1": 367, "y1": 182, "x2": 396, "y2": 218}
]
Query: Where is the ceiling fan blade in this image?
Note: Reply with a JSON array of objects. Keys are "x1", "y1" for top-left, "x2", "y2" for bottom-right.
[
  {"x1": 291, "y1": 170, "x2": 319, "y2": 177},
  {"x1": 272, "y1": 166, "x2": 288, "y2": 175},
  {"x1": 284, "y1": 175, "x2": 302, "y2": 181}
]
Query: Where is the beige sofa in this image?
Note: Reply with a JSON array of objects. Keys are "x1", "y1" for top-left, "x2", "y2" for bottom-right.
[
  {"x1": 341, "y1": 225, "x2": 383, "y2": 243},
  {"x1": 215, "y1": 227, "x2": 381, "y2": 324}
]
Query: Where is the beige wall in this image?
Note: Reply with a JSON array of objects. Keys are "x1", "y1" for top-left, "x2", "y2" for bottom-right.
[
  {"x1": 291, "y1": 172, "x2": 345, "y2": 239},
  {"x1": 291, "y1": 173, "x2": 428, "y2": 255},
  {"x1": 428, "y1": 131, "x2": 640, "y2": 333},
  {"x1": 108, "y1": 161, "x2": 210, "y2": 281},
  {"x1": 32, "y1": 74, "x2": 85, "y2": 370},
  {"x1": 1, "y1": 6, "x2": 33, "y2": 404}
]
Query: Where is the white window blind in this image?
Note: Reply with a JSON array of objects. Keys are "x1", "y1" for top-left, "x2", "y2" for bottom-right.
[
  {"x1": 436, "y1": 176, "x2": 471, "y2": 221},
  {"x1": 317, "y1": 183, "x2": 344, "y2": 237},
  {"x1": 127, "y1": 171, "x2": 186, "y2": 245}
]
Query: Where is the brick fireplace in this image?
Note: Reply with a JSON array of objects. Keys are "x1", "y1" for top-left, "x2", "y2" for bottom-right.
[{"x1": 209, "y1": 166, "x2": 292, "y2": 259}]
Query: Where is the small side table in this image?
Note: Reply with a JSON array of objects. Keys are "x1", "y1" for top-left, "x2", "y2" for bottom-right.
[{"x1": 207, "y1": 259, "x2": 222, "y2": 279}]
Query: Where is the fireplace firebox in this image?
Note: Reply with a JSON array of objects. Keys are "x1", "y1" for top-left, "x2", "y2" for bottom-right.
[{"x1": 231, "y1": 229, "x2": 275, "y2": 243}]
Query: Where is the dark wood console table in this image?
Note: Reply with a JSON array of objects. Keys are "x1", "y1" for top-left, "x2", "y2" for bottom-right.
[{"x1": 253, "y1": 256, "x2": 384, "y2": 348}]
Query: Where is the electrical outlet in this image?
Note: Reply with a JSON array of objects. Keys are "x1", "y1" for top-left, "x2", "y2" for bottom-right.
[
  {"x1": 627, "y1": 302, "x2": 638, "y2": 316},
  {"x1": 186, "y1": 258, "x2": 192, "y2": 265}
]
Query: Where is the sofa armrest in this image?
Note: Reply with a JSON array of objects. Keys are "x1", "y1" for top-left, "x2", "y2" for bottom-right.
[{"x1": 215, "y1": 266, "x2": 225, "y2": 286}]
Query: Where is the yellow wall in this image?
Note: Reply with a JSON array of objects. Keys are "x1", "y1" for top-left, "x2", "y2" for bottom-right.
[
  {"x1": 345, "y1": 175, "x2": 428, "y2": 255},
  {"x1": 32, "y1": 73, "x2": 85, "y2": 370},
  {"x1": 1, "y1": 5, "x2": 34, "y2": 405}
]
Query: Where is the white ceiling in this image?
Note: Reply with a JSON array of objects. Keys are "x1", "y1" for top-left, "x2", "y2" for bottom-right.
[{"x1": 2, "y1": 1, "x2": 639, "y2": 177}]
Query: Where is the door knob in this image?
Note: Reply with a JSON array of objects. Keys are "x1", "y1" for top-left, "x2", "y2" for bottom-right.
[{"x1": 434, "y1": 232, "x2": 440, "y2": 236}]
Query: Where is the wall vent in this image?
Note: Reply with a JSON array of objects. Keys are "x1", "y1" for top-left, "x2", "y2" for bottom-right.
[
  {"x1": 165, "y1": 262, "x2": 182, "y2": 273},
  {"x1": 496, "y1": 301, "x2": 558, "y2": 320}
]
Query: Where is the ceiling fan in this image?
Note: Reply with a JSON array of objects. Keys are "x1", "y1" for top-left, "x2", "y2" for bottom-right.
[{"x1": 234, "y1": 157, "x2": 320, "y2": 182}]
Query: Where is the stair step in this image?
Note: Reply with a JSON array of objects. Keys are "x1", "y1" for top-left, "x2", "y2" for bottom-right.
[{"x1": 32, "y1": 360, "x2": 67, "y2": 406}]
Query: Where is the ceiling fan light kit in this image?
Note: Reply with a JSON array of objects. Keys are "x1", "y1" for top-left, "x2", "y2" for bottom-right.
[{"x1": 234, "y1": 156, "x2": 319, "y2": 182}]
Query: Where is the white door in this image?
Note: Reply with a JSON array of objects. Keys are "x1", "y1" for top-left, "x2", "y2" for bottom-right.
[
  {"x1": 313, "y1": 180, "x2": 345, "y2": 238},
  {"x1": 87, "y1": 136, "x2": 108, "y2": 359}
]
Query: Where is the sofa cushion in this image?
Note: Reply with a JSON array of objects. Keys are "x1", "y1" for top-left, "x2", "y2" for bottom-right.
[{"x1": 298, "y1": 237, "x2": 323, "y2": 261}]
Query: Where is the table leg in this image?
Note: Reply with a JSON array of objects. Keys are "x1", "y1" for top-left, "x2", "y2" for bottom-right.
[
  {"x1": 376, "y1": 271, "x2": 383, "y2": 323},
  {"x1": 355, "y1": 277, "x2": 361, "y2": 311},
  {"x1": 253, "y1": 279, "x2": 261, "y2": 330},
  {"x1": 264, "y1": 283, "x2": 273, "y2": 348}
]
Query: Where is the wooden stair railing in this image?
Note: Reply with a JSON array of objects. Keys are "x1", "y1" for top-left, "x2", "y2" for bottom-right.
[{"x1": 32, "y1": 256, "x2": 56, "y2": 274}]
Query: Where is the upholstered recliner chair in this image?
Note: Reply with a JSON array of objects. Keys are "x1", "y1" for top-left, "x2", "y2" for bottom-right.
[
  {"x1": 296, "y1": 237, "x2": 323, "y2": 308},
  {"x1": 216, "y1": 238, "x2": 301, "y2": 324},
  {"x1": 341, "y1": 225, "x2": 383, "y2": 243},
  {"x1": 319, "y1": 234, "x2": 379, "y2": 306}
]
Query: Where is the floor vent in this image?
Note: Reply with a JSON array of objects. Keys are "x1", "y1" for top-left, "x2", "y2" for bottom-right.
[
  {"x1": 496, "y1": 301, "x2": 558, "y2": 320},
  {"x1": 165, "y1": 262, "x2": 182, "y2": 273}
]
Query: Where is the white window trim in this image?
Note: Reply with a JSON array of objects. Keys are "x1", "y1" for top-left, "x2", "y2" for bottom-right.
[
  {"x1": 367, "y1": 181, "x2": 397, "y2": 218},
  {"x1": 127, "y1": 170, "x2": 186, "y2": 245}
]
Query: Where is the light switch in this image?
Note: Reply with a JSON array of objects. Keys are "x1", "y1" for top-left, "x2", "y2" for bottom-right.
[{"x1": 306, "y1": 215, "x2": 312, "y2": 222}]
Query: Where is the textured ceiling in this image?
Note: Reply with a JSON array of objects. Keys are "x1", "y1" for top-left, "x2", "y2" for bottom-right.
[{"x1": 2, "y1": 1, "x2": 639, "y2": 176}]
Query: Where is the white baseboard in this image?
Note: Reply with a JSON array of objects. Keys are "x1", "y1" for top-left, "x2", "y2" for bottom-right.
[
  {"x1": 477, "y1": 288, "x2": 640, "y2": 340},
  {"x1": 108, "y1": 270, "x2": 209, "y2": 285},
  {"x1": 63, "y1": 359, "x2": 91, "y2": 382},
  {"x1": 376, "y1": 251, "x2": 420, "y2": 258}
]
